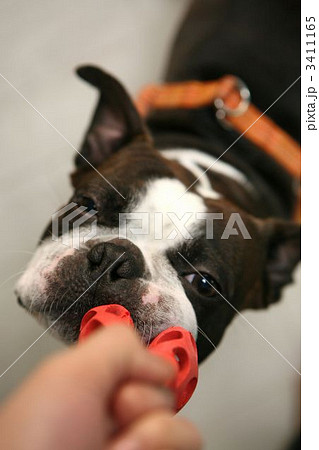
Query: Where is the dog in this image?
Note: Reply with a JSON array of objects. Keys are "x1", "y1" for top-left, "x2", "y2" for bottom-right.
[{"x1": 16, "y1": 0, "x2": 300, "y2": 363}]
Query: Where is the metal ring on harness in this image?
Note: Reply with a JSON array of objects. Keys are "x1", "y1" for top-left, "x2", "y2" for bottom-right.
[{"x1": 214, "y1": 77, "x2": 251, "y2": 120}]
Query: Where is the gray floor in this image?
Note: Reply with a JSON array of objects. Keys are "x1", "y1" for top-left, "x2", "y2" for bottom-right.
[{"x1": 0, "y1": 1, "x2": 300, "y2": 449}]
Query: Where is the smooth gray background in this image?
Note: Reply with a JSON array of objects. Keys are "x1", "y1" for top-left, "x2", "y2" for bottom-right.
[{"x1": 0, "y1": 1, "x2": 300, "y2": 449}]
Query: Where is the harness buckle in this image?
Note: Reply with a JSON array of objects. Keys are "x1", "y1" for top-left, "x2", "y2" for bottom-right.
[{"x1": 214, "y1": 77, "x2": 251, "y2": 121}]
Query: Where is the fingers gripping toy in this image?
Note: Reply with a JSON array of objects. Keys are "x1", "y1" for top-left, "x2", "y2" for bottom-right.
[{"x1": 79, "y1": 304, "x2": 198, "y2": 411}]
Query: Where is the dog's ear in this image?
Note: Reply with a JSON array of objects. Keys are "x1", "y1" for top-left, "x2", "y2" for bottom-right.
[
  {"x1": 261, "y1": 219, "x2": 300, "y2": 306},
  {"x1": 75, "y1": 65, "x2": 150, "y2": 169}
]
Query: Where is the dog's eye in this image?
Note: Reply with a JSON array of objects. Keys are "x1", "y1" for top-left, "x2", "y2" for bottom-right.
[
  {"x1": 184, "y1": 273, "x2": 219, "y2": 297},
  {"x1": 79, "y1": 196, "x2": 97, "y2": 212}
]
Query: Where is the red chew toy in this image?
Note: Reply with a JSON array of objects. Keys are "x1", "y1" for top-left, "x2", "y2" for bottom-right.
[{"x1": 79, "y1": 304, "x2": 198, "y2": 411}]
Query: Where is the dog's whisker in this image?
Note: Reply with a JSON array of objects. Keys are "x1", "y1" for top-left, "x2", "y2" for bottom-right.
[
  {"x1": 2, "y1": 249, "x2": 37, "y2": 257},
  {"x1": 133, "y1": 319, "x2": 140, "y2": 338},
  {"x1": 147, "y1": 321, "x2": 153, "y2": 346},
  {"x1": 40, "y1": 288, "x2": 69, "y2": 326},
  {"x1": 197, "y1": 326, "x2": 217, "y2": 351},
  {"x1": 141, "y1": 320, "x2": 146, "y2": 343},
  {"x1": 40, "y1": 286, "x2": 69, "y2": 318},
  {"x1": 40, "y1": 173, "x2": 64, "y2": 207},
  {"x1": 0, "y1": 269, "x2": 27, "y2": 290},
  {"x1": 54, "y1": 288, "x2": 71, "y2": 316},
  {"x1": 197, "y1": 325, "x2": 222, "y2": 362},
  {"x1": 47, "y1": 289, "x2": 60, "y2": 317}
]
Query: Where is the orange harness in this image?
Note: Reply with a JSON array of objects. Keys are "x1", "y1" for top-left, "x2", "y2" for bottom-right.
[{"x1": 136, "y1": 75, "x2": 301, "y2": 221}]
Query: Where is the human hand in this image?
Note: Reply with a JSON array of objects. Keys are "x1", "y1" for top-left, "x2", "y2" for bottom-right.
[{"x1": 0, "y1": 325, "x2": 202, "y2": 450}]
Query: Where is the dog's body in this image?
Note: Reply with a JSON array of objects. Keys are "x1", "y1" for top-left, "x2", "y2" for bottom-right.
[
  {"x1": 16, "y1": 0, "x2": 300, "y2": 363},
  {"x1": 150, "y1": 0, "x2": 300, "y2": 220}
]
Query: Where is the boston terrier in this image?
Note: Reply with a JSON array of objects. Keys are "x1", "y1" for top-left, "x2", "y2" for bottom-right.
[{"x1": 16, "y1": 0, "x2": 300, "y2": 363}]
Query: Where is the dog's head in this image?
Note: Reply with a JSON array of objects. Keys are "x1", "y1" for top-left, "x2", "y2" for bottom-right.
[{"x1": 16, "y1": 67, "x2": 300, "y2": 362}]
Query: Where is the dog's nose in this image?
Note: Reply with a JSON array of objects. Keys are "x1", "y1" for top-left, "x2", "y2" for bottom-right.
[{"x1": 87, "y1": 239, "x2": 145, "y2": 280}]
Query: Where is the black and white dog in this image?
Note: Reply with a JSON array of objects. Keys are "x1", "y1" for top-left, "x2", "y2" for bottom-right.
[{"x1": 16, "y1": 0, "x2": 300, "y2": 363}]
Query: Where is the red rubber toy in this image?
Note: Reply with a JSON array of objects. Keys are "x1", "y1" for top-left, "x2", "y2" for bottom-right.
[{"x1": 79, "y1": 304, "x2": 198, "y2": 412}]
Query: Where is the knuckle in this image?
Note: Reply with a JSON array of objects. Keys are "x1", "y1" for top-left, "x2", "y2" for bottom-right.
[
  {"x1": 108, "y1": 323, "x2": 140, "y2": 346},
  {"x1": 119, "y1": 383, "x2": 140, "y2": 408}
]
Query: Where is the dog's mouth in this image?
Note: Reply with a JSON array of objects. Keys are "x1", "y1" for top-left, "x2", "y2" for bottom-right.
[{"x1": 16, "y1": 286, "x2": 174, "y2": 345}]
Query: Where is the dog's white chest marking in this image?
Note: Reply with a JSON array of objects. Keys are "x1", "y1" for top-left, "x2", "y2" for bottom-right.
[{"x1": 161, "y1": 148, "x2": 249, "y2": 199}]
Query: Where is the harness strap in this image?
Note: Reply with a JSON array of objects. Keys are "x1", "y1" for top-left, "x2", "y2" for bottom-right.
[{"x1": 136, "y1": 75, "x2": 301, "y2": 222}]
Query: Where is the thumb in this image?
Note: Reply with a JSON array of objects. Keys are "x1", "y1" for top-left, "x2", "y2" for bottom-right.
[{"x1": 49, "y1": 324, "x2": 176, "y2": 400}]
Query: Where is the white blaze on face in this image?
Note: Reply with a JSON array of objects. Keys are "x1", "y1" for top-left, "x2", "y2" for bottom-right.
[
  {"x1": 126, "y1": 178, "x2": 207, "y2": 246},
  {"x1": 124, "y1": 178, "x2": 209, "y2": 338}
]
